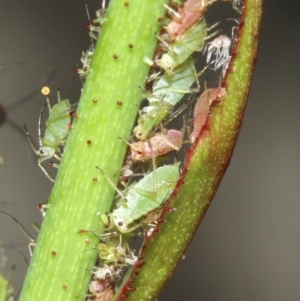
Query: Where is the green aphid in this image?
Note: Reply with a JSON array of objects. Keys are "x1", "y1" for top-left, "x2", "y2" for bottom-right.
[
  {"x1": 133, "y1": 59, "x2": 197, "y2": 140},
  {"x1": 110, "y1": 162, "x2": 180, "y2": 233},
  {"x1": 24, "y1": 87, "x2": 71, "y2": 182},
  {"x1": 156, "y1": 18, "x2": 208, "y2": 75}
]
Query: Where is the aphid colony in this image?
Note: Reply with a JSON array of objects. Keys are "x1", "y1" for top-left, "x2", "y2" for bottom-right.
[
  {"x1": 78, "y1": 1, "x2": 233, "y2": 299},
  {"x1": 24, "y1": 0, "x2": 238, "y2": 299}
]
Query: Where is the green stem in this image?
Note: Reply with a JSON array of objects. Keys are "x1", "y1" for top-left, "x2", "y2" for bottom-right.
[
  {"x1": 114, "y1": 0, "x2": 263, "y2": 300},
  {"x1": 19, "y1": 1, "x2": 168, "y2": 301}
]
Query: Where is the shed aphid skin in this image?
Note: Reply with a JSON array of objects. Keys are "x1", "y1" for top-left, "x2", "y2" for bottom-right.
[
  {"x1": 190, "y1": 87, "x2": 226, "y2": 143},
  {"x1": 134, "y1": 58, "x2": 198, "y2": 140},
  {"x1": 0, "y1": 211, "x2": 35, "y2": 257},
  {"x1": 204, "y1": 35, "x2": 232, "y2": 73},
  {"x1": 156, "y1": 18, "x2": 208, "y2": 75},
  {"x1": 98, "y1": 163, "x2": 180, "y2": 233},
  {"x1": 166, "y1": 0, "x2": 217, "y2": 40},
  {"x1": 24, "y1": 86, "x2": 72, "y2": 182}
]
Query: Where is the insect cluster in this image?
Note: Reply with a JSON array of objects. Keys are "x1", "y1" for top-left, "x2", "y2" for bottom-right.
[{"x1": 23, "y1": 0, "x2": 240, "y2": 299}]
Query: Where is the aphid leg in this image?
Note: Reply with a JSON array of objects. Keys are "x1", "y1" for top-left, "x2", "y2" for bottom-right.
[
  {"x1": 96, "y1": 166, "x2": 126, "y2": 199},
  {"x1": 150, "y1": 149, "x2": 158, "y2": 195},
  {"x1": 163, "y1": 3, "x2": 181, "y2": 21},
  {"x1": 23, "y1": 125, "x2": 42, "y2": 156},
  {"x1": 0, "y1": 211, "x2": 36, "y2": 256},
  {"x1": 37, "y1": 157, "x2": 55, "y2": 182}
]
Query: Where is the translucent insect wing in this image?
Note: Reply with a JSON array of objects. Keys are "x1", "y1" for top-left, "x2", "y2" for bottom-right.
[{"x1": 45, "y1": 99, "x2": 71, "y2": 140}]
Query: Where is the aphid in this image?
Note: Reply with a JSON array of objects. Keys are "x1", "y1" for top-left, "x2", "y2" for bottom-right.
[
  {"x1": 99, "y1": 163, "x2": 180, "y2": 233},
  {"x1": 204, "y1": 35, "x2": 231, "y2": 73},
  {"x1": 156, "y1": 18, "x2": 212, "y2": 74},
  {"x1": 24, "y1": 87, "x2": 72, "y2": 182},
  {"x1": 130, "y1": 129, "x2": 183, "y2": 162},
  {"x1": 134, "y1": 58, "x2": 198, "y2": 140},
  {"x1": 0, "y1": 211, "x2": 36, "y2": 256},
  {"x1": 166, "y1": 0, "x2": 217, "y2": 40},
  {"x1": 89, "y1": 278, "x2": 113, "y2": 301},
  {"x1": 75, "y1": 45, "x2": 94, "y2": 79},
  {"x1": 98, "y1": 236, "x2": 137, "y2": 267},
  {"x1": 191, "y1": 87, "x2": 226, "y2": 143},
  {"x1": 86, "y1": 2, "x2": 108, "y2": 41}
]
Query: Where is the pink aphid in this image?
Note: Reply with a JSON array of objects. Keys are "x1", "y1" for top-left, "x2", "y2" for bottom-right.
[
  {"x1": 131, "y1": 129, "x2": 183, "y2": 162},
  {"x1": 167, "y1": 0, "x2": 216, "y2": 39},
  {"x1": 191, "y1": 88, "x2": 226, "y2": 143},
  {"x1": 89, "y1": 278, "x2": 113, "y2": 299}
]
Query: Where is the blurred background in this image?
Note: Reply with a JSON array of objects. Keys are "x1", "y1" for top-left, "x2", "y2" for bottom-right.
[{"x1": 0, "y1": 0, "x2": 299, "y2": 300}]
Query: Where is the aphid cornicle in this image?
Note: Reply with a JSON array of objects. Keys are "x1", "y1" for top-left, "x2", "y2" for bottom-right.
[
  {"x1": 24, "y1": 87, "x2": 72, "y2": 182},
  {"x1": 191, "y1": 87, "x2": 226, "y2": 143},
  {"x1": 100, "y1": 163, "x2": 180, "y2": 233}
]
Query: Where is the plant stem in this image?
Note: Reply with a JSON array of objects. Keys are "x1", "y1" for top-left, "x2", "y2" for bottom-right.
[{"x1": 19, "y1": 1, "x2": 168, "y2": 300}]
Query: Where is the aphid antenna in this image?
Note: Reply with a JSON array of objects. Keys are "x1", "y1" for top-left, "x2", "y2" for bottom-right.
[
  {"x1": 0, "y1": 210, "x2": 35, "y2": 256},
  {"x1": 4, "y1": 67, "x2": 58, "y2": 113},
  {"x1": 96, "y1": 166, "x2": 126, "y2": 200},
  {"x1": 19, "y1": 251, "x2": 29, "y2": 266}
]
